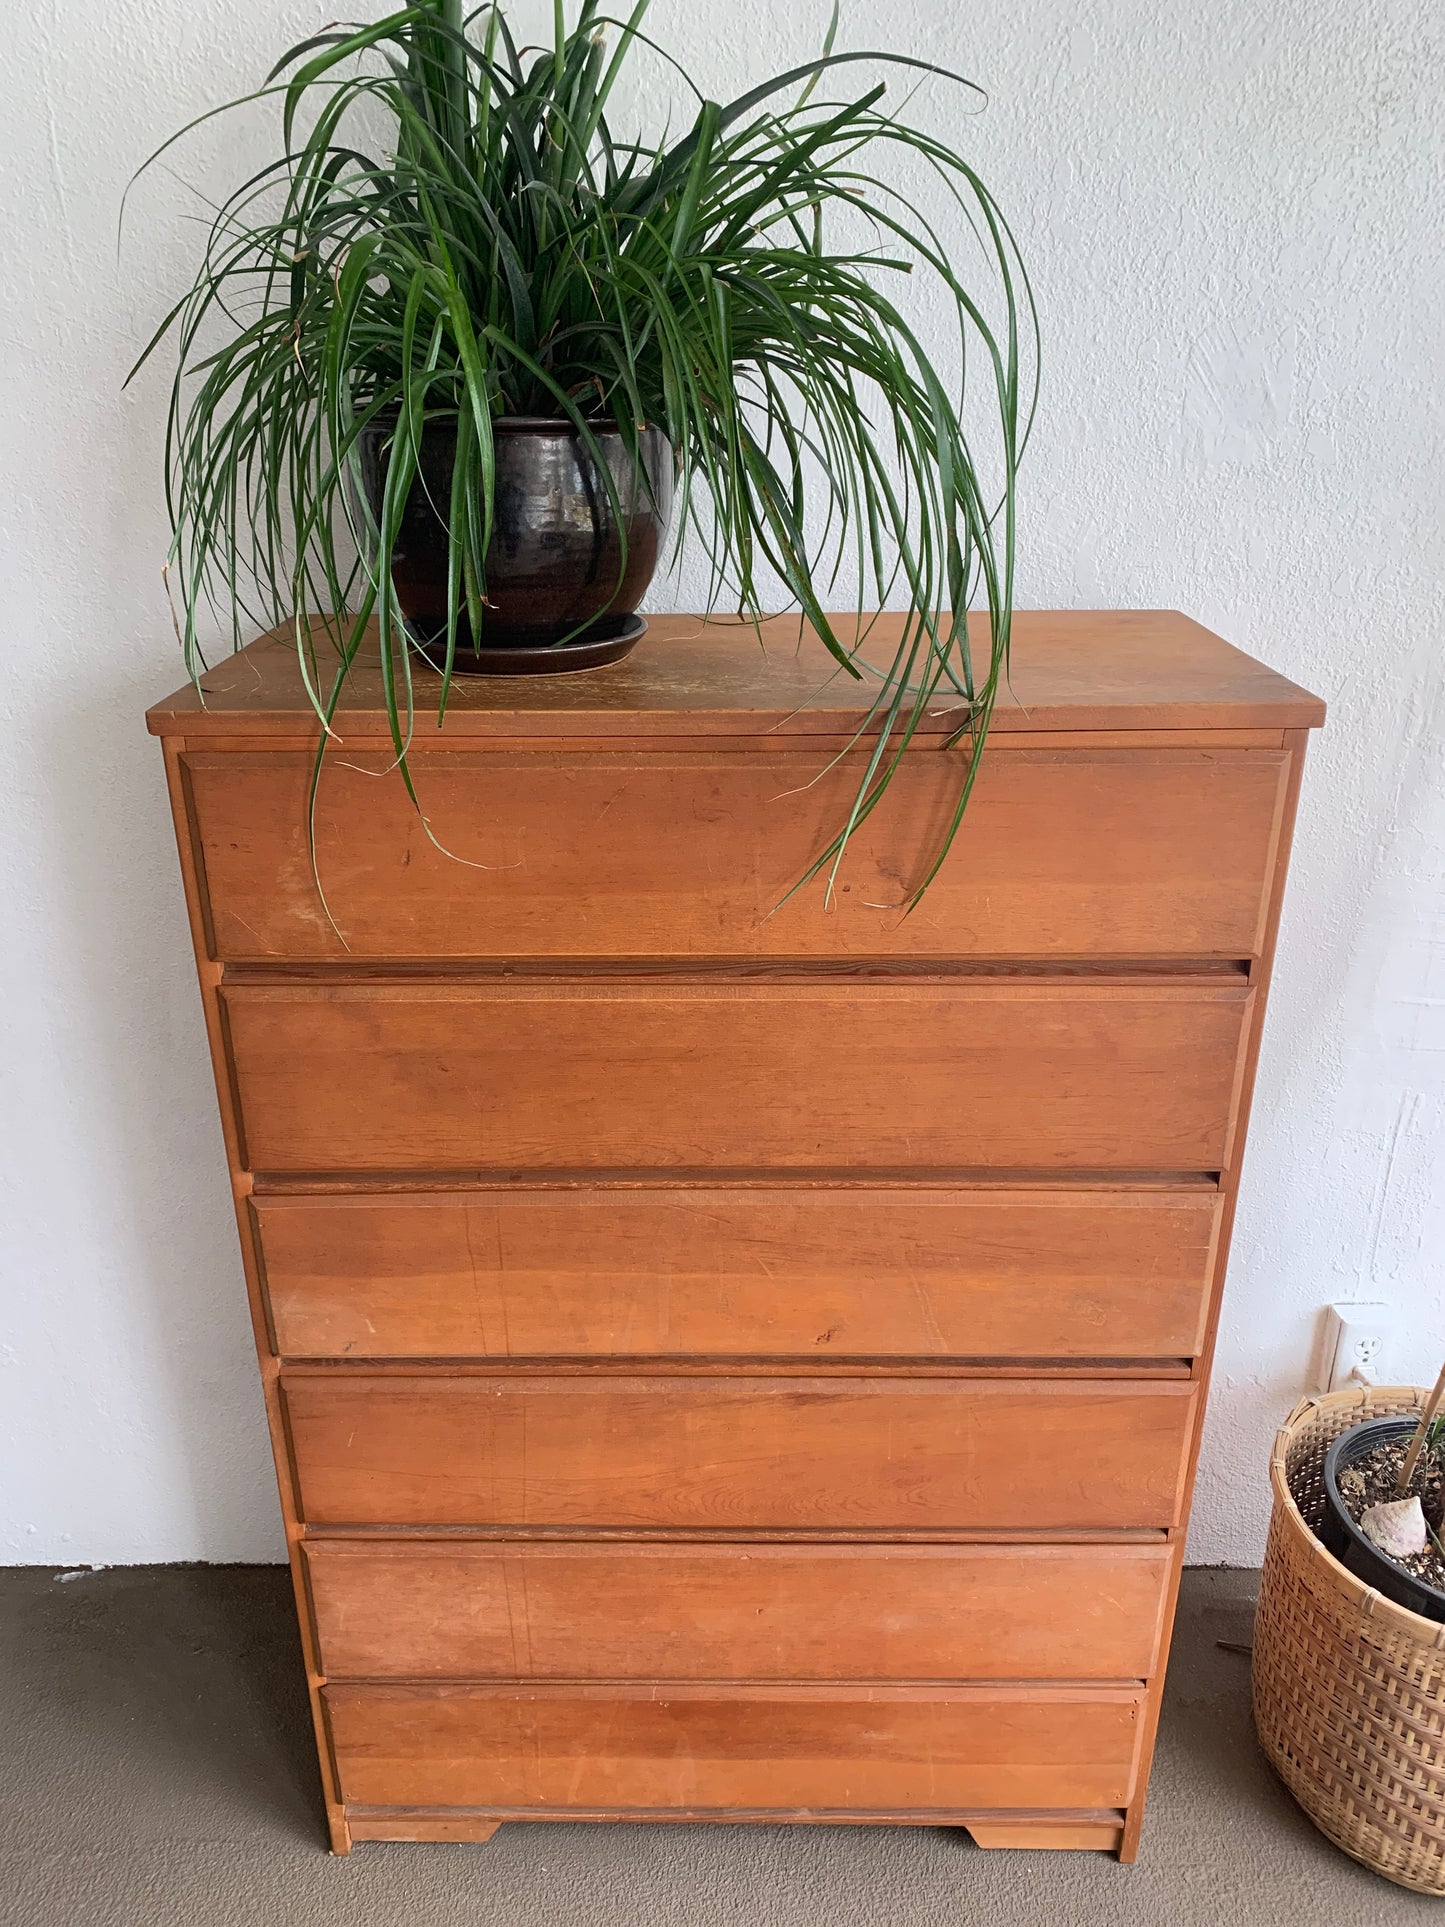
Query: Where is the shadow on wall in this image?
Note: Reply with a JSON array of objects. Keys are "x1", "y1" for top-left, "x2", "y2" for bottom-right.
[{"x1": 30, "y1": 649, "x2": 283, "y2": 1562}]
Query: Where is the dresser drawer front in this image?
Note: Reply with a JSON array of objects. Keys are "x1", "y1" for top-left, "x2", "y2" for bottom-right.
[
  {"x1": 258, "y1": 1187, "x2": 1217, "y2": 1361},
  {"x1": 324, "y1": 1682, "x2": 1144, "y2": 1812},
  {"x1": 306, "y1": 1540, "x2": 1171, "y2": 1681},
  {"x1": 284, "y1": 1376, "x2": 1193, "y2": 1530},
  {"x1": 184, "y1": 747, "x2": 1287, "y2": 962},
  {"x1": 225, "y1": 982, "x2": 1249, "y2": 1174}
]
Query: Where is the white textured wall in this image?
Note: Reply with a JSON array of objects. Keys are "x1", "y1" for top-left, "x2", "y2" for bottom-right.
[{"x1": 3, "y1": 0, "x2": 1441, "y2": 1564}]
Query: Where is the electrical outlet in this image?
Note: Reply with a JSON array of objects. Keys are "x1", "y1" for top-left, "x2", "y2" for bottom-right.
[{"x1": 1321, "y1": 1303, "x2": 1395, "y2": 1392}]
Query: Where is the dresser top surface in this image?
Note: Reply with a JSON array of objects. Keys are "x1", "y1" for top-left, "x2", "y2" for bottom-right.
[{"x1": 147, "y1": 609, "x2": 1325, "y2": 740}]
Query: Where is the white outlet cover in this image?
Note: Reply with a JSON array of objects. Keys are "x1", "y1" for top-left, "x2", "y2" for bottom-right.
[{"x1": 1321, "y1": 1303, "x2": 1396, "y2": 1393}]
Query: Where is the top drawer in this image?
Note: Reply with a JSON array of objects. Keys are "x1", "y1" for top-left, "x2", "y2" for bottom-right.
[{"x1": 180, "y1": 746, "x2": 1289, "y2": 962}]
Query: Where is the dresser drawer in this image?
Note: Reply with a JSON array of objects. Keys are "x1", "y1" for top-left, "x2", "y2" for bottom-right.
[
  {"x1": 257, "y1": 1186, "x2": 1217, "y2": 1361},
  {"x1": 284, "y1": 1375, "x2": 1193, "y2": 1530},
  {"x1": 182, "y1": 746, "x2": 1288, "y2": 962},
  {"x1": 306, "y1": 1540, "x2": 1171, "y2": 1682},
  {"x1": 224, "y1": 981, "x2": 1249, "y2": 1174},
  {"x1": 324, "y1": 1682, "x2": 1144, "y2": 1812}
]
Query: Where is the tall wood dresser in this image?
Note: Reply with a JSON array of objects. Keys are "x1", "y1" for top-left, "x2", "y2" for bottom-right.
[{"x1": 148, "y1": 610, "x2": 1323, "y2": 1858}]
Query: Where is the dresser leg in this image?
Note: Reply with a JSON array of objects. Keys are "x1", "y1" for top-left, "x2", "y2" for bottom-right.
[
  {"x1": 1118, "y1": 1801, "x2": 1145, "y2": 1863},
  {"x1": 327, "y1": 1809, "x2": 354, "y2": 1855},
  {"x1": 965, "y1": 1818, "x2": 1125, "y2": 1854},
  {"x1": 343, "y1": 1814, "x2": 503, "y2": 1846}
]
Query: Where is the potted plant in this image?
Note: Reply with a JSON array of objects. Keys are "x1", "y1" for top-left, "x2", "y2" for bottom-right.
[
  {"x1": 127, "y1": 0, "x2": 1034, "y2": 892},
  {"x1": 1317, "y1": 1365, "x2": 1445, "y2": 1621},
  {"x1": 1254, "y1": 1377, "x2": 1445, "y2": 1893}
]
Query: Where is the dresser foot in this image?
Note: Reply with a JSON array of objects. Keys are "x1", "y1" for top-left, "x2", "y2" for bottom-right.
[
  {"x1": 1118, "y1": 1803, "x2": 1144, "y2": 1863},
  {"x1": 964, "y1": 1816, "x2": 1125, "y2": 1854},
  {"x1": 347, "y1": 1810, "x2": 503, "y2": 1846}
]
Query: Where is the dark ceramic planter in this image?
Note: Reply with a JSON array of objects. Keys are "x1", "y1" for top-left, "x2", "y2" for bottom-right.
[
  {"x1": 354, "y1": 415, "x2": 673, "y2": 673},
  {"x1": 1319, "y1": 1417, "x2": 1445, "y2": 1622}
]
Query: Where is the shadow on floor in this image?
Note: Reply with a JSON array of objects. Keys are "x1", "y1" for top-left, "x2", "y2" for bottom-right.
[{"x1": 2, "y1": 1564, "x2": 324, "y2": 1851}]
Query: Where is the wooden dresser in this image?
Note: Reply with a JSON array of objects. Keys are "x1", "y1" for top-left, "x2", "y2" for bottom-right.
[{"x1": 148, "y1": 610, "x2": 1323, "y2": 1859}]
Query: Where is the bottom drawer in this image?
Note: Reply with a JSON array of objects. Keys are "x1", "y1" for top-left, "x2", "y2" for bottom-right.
[
  {"x1": 325, "y1": 1683, "x2": 1144, "y2": 1813},
  {"x1": 307, "y1": 1541, "x2": 1171, "y2": 1682}
]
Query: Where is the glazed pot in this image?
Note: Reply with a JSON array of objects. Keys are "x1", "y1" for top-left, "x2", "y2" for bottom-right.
[
  {"x1": 1319, "y1": 1416, "x2": 1445, "y2": 1622},
  {"x1": 354, "y1": 415, "x2": 673, "y2": 672}
]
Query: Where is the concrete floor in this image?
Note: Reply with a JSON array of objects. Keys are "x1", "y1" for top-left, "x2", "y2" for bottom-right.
[{"x1": 1, "y1": 1565, "x2": 1434, "y2": 1925}]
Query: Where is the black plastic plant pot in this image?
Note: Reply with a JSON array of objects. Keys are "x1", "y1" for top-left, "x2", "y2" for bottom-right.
[{"x1": 1319, "y1": 1417, "x2": 1445, "y2": 1622}]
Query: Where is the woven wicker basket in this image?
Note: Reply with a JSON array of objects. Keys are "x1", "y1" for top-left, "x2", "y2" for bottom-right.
[{"x1": 1254, "y1": 1384, "x2": 1445, "y2": 1894}]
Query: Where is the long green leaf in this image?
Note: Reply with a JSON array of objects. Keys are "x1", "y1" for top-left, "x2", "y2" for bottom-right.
[{"x1": 127, "y1": 0, "x2": 1037, "y2": 904}]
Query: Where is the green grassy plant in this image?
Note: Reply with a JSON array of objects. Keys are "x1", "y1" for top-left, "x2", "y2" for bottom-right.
[{"x1": 130, "y1": 0, "x2": 1036, "y2": 898}]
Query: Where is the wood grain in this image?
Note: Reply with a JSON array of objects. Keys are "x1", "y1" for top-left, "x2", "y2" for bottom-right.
[
  {"x1": 282, "y1": 1374, "x2": 1195, "y2": 1530},
  {"x1": 966, "y1": 1815, "x2": 1125, "y2": 1851},
  {"x1": 181, "y1": 746, "x2": 1289, "y2": 961},
  {"x1": 224, "y1": 980, "x2": 1251, "y2": 1174},
  {"x1": 305, "y1": 1539, "x2": 1171, "y2": 1681},
  {"x1": 148, "y1": 608, "x2": 1326, "y2": 1858},
  {"x1": 323, "y1": 1681, "x2": 1145, "y2": 1812},
  {"x1": 146, "y1": 609, "x2": 1327, "y2": 739},
  {"x1": 256, "y1": 1186, "x2": 1219, "y2": 1361},
  {"x1": 345, "y1": 1805, "x2": 1125, "y2": 1843},
  {"x1": 348, "y1": 1814, "x2": 501, "y2": 1844}
]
